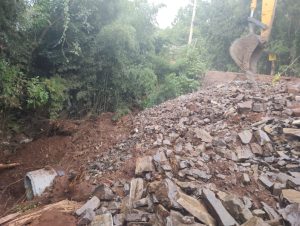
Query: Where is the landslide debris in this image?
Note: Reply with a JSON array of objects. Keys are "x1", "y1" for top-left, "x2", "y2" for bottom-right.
[
  {"x1": 4, "y1": 79, "x2": 300, "y2": 226},
  {"x1": 77, "y1": 80, "x2": 300, "y2": 225}
]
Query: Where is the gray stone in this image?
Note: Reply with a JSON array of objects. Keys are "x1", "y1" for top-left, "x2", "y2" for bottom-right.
[
  {"x1": 93, "y1": 184, "x2": 114, "y2": 201},
  {"x1": 273, "y1": 183, "x2": 285, "y2": 196},
  {"x1": 259, "y1": 175, "x2": 274, "y2": 190},
  {"x1": 236, "y1": 145, "x2": 254, "y2": 161},
  {"x1": 76, "y1": 196, "x2": 101, "y2": 216},
  {"x1": 238, "y1": 130, "x2": 253, "y2": 144},
  {"x1": 250, "y1": 143, "x2": 263, "y2": 156},
  {"x1": 252, "y1": 209, "x2": 265, "y2": 218},
  {"x1": 283, "y1": 128, "x2": 300, "y2": 138},
  {"x1": 78, "y1": 208, "x2": 96, "y2": 226},
  {"x1": 222, "y1": 194, "x2": 253, "y2": 223},
  {"x1": 135, "y1": 156, "x2": 154, "y2": 175},
  {"x1": 243, "y1": 174, "x2": 250, "y2": 185},
  {"x1": 166, "y1": 211, "x2": 205, "y2": 226},
  {"x1": 276, "y1": 173, "x2": 292, "y2": 184},
  {"x1": 254, "y1": 130, "x2": 271, "y2": 146},
  {"x1": 261, "y1": 202, "x2": 280, "y2": 220},
  {"x1": 194, "y1": 128, "x2": 213, "y2": 143},
  {"x1": 279, "y1": 203, "x2": 300, "y2": 226},
  {"x1": 202, "y1": 189, "x2": 238, "y2": 226},
  {"x1": 176, "y1": 191, "x2": 216, "y2": 226},
  {"x1": 113, "y1": 214, "x2": 125, "y2": 226},
  {"x1": 287, "y1": 177, "x2": 300, "y2": 188},
  {"x1": 238, "y1": 101, "x2": 253, "y2": 113},
  {"x1": 129, "y1": 178, "x2": 144, "y2": 207},
  {"x1": 126, "y1": 212, "x2": 151, "y2": 222},
  {"x1": 91, "y1": 213, "x2": 113, "y2": 226},
  {"x1": 154, "y1": 179, "x2": 181, "y2": 209},
  {"x1": 252, "y1": 103, "x2": 267, "y2": 112}
]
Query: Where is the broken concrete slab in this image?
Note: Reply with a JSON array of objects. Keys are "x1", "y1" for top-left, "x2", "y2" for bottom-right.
[
  {"x1": 135, "y1": 156, "x2": 154, "y2": 176},
  {"x1": 202, "y1": 189, "x2": 238, "y2": 226},
  {"x1": 78, "y1": 208, "x2": 96, "y2": 226},
  {"x1": 76, "y1": 196, "x2": 100, "y2": 216},
  {"x1": 176, "y1": 191, "x2": 216, "y2": 226},
  {"x1": 238, "y1": 130, "x2": 253, "y2": 144}
]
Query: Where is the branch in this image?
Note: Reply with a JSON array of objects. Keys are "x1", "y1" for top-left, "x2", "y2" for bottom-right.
[{"x1": 0, "y1": 163, "x2": 20, "y2": 170}]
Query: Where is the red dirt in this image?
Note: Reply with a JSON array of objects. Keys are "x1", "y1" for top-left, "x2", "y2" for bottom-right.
[
  {"x1": 30, "y1": 210, "x2": 77, "y2": 226},
  {"x1": 0, "y1": 113, "x2": 132, "y2": 216}
]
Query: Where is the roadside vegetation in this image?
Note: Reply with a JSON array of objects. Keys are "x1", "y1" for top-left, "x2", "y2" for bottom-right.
[{"x1": 1, "y1": 0, "x2": 300, "y2": 130}]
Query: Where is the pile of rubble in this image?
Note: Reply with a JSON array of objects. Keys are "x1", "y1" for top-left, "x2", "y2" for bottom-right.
[{"x1": 72, "y1": 80, "x2": 300, "y2": 225}]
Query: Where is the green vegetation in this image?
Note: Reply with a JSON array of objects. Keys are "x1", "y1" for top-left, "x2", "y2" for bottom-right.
[{"x1": 1, "y1": 0, "x2": 300, "y2": 128}]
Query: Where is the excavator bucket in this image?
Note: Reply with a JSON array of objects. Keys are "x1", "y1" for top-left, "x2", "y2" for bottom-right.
[{"x1": 230, "y1": 34, "x2": 264, "y2": 74}]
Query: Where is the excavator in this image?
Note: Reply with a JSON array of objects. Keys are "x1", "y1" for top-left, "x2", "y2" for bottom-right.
[{"x1": 230, "y1": 0, "x2": 277, "y2": 74}]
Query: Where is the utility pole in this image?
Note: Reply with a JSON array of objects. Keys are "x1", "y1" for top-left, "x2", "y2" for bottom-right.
[{"x1": 188, "y1": 0, "x2": 197, "y2": 45}]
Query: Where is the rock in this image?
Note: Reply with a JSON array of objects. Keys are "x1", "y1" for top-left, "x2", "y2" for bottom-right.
[
  {"x1": 292, "y1": 108, "x2": 300, "y2": 117},
  {"x1": 202, "y1": 189, "x2": 238, "y2": 226},
  {"x1": 259, "y1": 175, "x2": 274, "y2": 190},
  {"x1": 287, "y1": 177, "x2": 300, "y2": 188},
  {"x1": 76, "y1": 196, "x2": 101, "y2": 216},
  {"x1": 279, "y1": 203, "x2": 300, "y2": 226},
  {"x1": 194, "y1": 128, "x2": 213, "y2": 143},
  {"x1": 129, "y1": 178, "x2": 144, "y2": 207},
  {"x1": 280, "y1": 189, "x2": 300, "y2": 204},
  {"x1": 190, "y1": 169, "x2": 212, "y2": 181},
  {"x1": 292, "y1": 120, "x2": 300, "y2": 126},
  {"x1": 238, "y1": 130, "x2": 253, "y2": 144},
  {"x1": 276, "y1": 173, "x2": 292, "y2": 184},
  {"x1": 252, "y1": 209, "x2": 265, "y2": 218},
  {"x1": 93, "y1": 184, "x2": 114, "y2": 201},
  {"x1": 249, "y1": 143, "x2": 263, "y2": 156},
  {"x1": 91, "y1": 213, "x2": 113, "y2": 226},
  {"x1": 261, "y1": 202, "x2": 280, "y2": 220},
  {"x1": 241, "y1": 216, "x2": 270, "y2": 226},
  {"x1": 243, "y1": 197, "x2": 252, "y2": 209},
  {"x1": 252, "y1": 103, "x2": 267, "y2": 112},
  {"x1": 243, "y1": 174, "x2": 251, "y2": 185},
  {"x1": 154, "y1": 179, "x2": 181, "y2": 209},
  {"x1": 176, "y1": 191, "x2": 216, "y2": 226},
  {"x1": 222, "y1": 194, "x2": 253, "y2": 223},
  {"x1": 78, "y1": 209, "x2": 96, "y2": 226},
  {"x1": 125, "y1": 212, "x2": 150, "y2": 222},
  {"x1": 254, "y1": 130, "x2": 271, "y2": 146},
  {"x1": 273, "y1": 183, "x2": 286, "y2": 196},
  {"x1": 166, "y1": 210, "x2": 205, "y2": 226},
  {"x1": 238, "y1": 101, "x2": 253, "y2": 113},
  {"x1": 283, "y1": 128, "x2": 300, "y2": 138},
  {"x1": 135, "y1": 156, "x2": 154, "y2": 175},
  {"x1": 113, "y1": 214, "x2": 125, "y2": 226},
  {"x1": 236, "y1": 145, "x2": 254, "y2": 161}
]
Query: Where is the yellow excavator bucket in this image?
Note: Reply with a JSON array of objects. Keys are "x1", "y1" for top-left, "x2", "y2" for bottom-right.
[{"x1": 229, "y1": 34, "x2": 264, "y2": 74}]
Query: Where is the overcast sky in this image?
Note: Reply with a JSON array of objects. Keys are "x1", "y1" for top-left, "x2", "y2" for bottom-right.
[{"x1": 149, "y1": 0, "x2": 189, "y2": 28}]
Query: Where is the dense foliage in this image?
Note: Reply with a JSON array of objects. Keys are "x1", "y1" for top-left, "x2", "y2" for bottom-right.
[{"x1": 1, "y1": 0, "x2": 300, "y2": 129}]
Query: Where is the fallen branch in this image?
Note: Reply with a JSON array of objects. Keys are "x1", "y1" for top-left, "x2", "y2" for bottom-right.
[
  {"x1": 0, "y1": 163, "x2": 20, "y2": 170},
  {"x1": 1, "y1": 200, "x2": 80, "y2": 226}
]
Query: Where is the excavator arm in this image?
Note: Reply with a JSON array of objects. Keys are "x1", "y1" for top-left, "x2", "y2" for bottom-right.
[{"x1": 230, "y1": 0, "x2": 277, "y2": 73}]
